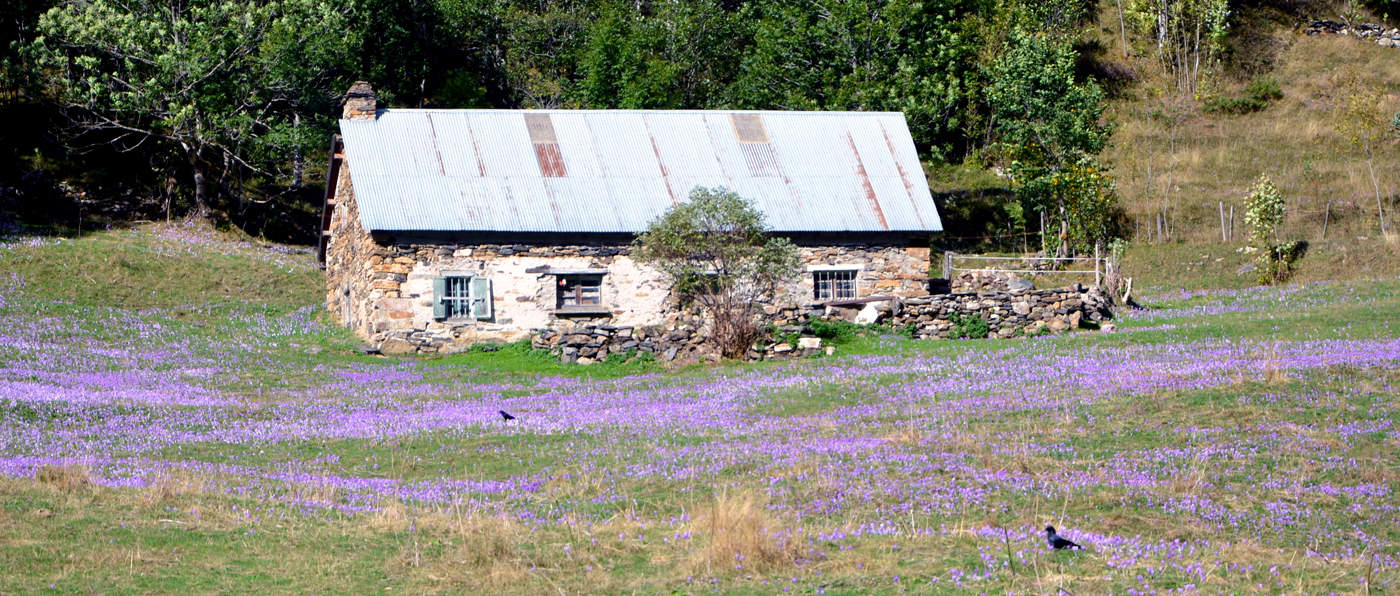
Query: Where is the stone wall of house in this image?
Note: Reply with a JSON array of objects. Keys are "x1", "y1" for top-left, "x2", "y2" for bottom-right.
[
  {"x1": 325, "y1": 179, "x2": 1099, "y2": 359},
  {"x1": 323, "y1": 164, "x2": 381, "y2": 339},
  {"x1": 324, "y1": 218, "x2": 931, "y2": 354},
  {"x1": 788, "y1": 244, "x2": 931, "y2": 299}
]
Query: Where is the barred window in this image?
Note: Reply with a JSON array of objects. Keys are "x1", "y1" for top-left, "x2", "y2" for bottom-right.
[
  {"x1": 433, "y1": 275, "x2": 492, "y2": 320},
  {"x1": 442, "y1": 276, "x2": 473, "y2": 318},
  {"x1": 813, "y1": 270, "x2": 858, "y2": 301}
]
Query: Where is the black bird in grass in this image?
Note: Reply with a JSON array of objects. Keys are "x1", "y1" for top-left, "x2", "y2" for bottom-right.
[
  {"x1": 499, "y1": 409, "x2": 516, "y2": 422},
  {"x1": 1045, "y1": 526, "x2": 1083, "y2": 550}
]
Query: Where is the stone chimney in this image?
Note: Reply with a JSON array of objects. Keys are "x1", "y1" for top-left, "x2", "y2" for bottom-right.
[{"x1": 342, "y1": 81, "x2": 378, "y2": 121}]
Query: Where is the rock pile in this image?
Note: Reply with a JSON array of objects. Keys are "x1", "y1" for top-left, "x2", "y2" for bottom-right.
[{"x1": 1305, "y1": 20, "x2": 1400, "y2": 48}]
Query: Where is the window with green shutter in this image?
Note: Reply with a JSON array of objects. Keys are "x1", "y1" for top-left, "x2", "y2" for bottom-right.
[
  {"x1": 469, "y1": 277, "x2": 492, "y2": 320},
  {"x1": 434, "y1": 275, "x2": 492, "y2": 320}
]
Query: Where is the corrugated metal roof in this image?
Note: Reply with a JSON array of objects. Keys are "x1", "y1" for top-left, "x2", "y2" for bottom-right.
[{"x1": 339, "y1": 109, "x2": 942, "y2": 233}]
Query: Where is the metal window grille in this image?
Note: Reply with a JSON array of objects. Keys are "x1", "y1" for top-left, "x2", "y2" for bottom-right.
[
  {"x1": 813, "y1": 270, "x2": 857, "y2": 300},
  {"x1": 557, "y1": 275, "x2": 602, "y2": 308},
  {"x1": 444, "y1": 276, "x2": 473, "y2": 318}
]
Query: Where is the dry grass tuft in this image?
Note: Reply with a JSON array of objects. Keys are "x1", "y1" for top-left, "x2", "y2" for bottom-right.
[
  {"x1": 410, "y1": 512, "x2": 535, "y2": 591},
  {"x1": 368, "y1": 499, "x2": 412, "y2": 532},
  {"x1": 448, "y1": 514, "x2": 526, "y2": 571},
  {"x1": 686, "y1": 490, "x2": 804, "y2": 576},
  {"x1": 141, "y1": 470, "x2": 207, "y2": 506},
  {"x1": 34, "y1": 465, "x2": 91, "y2": 493}
]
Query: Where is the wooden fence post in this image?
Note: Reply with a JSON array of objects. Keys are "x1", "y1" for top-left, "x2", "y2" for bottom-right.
[
  {"x1": 1094, "y1": 244, "x2": 1102, "y2": 287},
  {"x1": 1219, "y1": 202, "x2": 1227, "y2": 242},
  {"x1": 1322, "y1": 201, "x2": 1331, "y2": 240}
]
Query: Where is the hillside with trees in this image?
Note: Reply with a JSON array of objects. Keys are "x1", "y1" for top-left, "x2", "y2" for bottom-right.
[{"x1": 2, "y1": 0, "x2": 1397, "y2": 276}]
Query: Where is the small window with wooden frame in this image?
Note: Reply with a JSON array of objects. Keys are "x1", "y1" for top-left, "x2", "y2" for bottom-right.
[
  {"x1": 812, "y1": 269, "x2": 858, "y2": 301},
  {"x1": 555, "y1": 273, "x2": 607, "y2": 314}
]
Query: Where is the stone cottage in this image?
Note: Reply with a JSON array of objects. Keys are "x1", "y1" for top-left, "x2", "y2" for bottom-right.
[{"x1": 319, "y1": 82, "x2": 943, "y2": 354}]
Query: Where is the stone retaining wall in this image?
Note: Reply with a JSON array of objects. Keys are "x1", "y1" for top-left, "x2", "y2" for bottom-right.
[
  {"x1": 529, "y1": 284, "x2": 1112, "y2": 364},
  {"x1": 1305, "y1": 20, "x2": 1400, "y2": 48},
  {"x1": 896, "y1": 285, "x2": 1110, "y2": 339},
  {"x1": 771, "y1": 284, "x2": 1112, "y2": 340}
]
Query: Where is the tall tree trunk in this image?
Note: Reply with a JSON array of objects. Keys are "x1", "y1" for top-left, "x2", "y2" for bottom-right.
[
  {"x1": 1117, "y1": 0, "x2": 1130, "y2": 58},
  {"x1": 185, "y1": 146, "x2": 210, "y2": 218},
  {"x1": 291, "y1": 113, "x2": 303, "y2": 190}
]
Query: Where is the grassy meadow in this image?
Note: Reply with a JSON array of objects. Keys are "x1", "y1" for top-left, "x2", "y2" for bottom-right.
[{"x1": 1, "y1": 222, "x2": 1398, "y2": 594}]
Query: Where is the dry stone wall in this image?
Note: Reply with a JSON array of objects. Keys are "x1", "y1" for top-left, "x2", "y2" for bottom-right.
[
  {"x1": 1306, "y1": 20, "x2": 1400, "y2": 48},
  {"x1": 896, "y1": 285, "x2": 1110, "y2": 338},
  {"x1": 525, "y1": 284, "x2": 1112, "y2": 364},
  {"x1": 768, "y1": 284, "x2": 1112, "y2": 340}
]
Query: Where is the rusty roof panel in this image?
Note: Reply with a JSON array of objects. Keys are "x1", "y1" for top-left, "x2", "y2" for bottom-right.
[{"x1": 339, "y1": 109, "x2": 942, "y2": 233}]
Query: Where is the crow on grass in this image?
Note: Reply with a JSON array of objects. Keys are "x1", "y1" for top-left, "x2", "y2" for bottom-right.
[
  {"x1": 1045, "y1": 526, "x2": 1083, "y2": 550},
  {"x1": 499, "y1": 410, "x2": 516, "y2": 422}
]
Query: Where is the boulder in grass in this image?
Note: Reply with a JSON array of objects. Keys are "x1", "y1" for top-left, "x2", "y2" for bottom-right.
[{"x1": 379, "y1": 338, "x2": 416, "y2": 354}]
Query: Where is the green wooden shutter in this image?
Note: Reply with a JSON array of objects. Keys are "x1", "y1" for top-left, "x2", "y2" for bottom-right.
[
  {"x1": 432, "y1": 276, "x2": 447, "y2": 319},
  {"x1": 470, "y1": 277, "x2": 492, "y2": 320}
]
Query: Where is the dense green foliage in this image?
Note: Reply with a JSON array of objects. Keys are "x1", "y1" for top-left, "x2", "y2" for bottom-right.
[
  {"x1": 24, "y1": 0, "x2": 355, "y2": 215},
  {"x1": 988, "y1": 28, "x2": 1120, "y2": 255},
  {"x1": 1204, "y1": 76, "x2": 1283, "y2": 114}
]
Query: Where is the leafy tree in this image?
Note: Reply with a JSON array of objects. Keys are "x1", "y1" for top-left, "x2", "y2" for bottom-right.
[
  {"x1": 1242, "y1": 175, "x2": 1300, "y2": 285},
  {"x1": 386, "y1": 0, "x2": 503, "y2": 108},
  {"x1": 986, "y1": 28, "x2": 1115, "y2": 256},
  {"x1": 576, "y1": 1, "x2": 747, "y2": 109},
  {"x1": 1008, "y1": 156, "x2": 1121, "y2": 255},
  {"x1": 494, "y1": 1, "x2": 592, "y2": 108},
  {"x1": 1, "y1": 0, "x2": 57, "y2": 91},
  {"x1": 23, "y1": 0, "x2": 354, "y2": 216},
  {"x1": 729, "y1": 0, "x2": 982, "y2": 160},
  {"x1": 633, "y1": 187, "x2": 801, "y2": 359}
]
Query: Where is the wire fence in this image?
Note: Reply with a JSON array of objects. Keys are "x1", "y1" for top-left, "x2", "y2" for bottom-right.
[{"x1": 943, "y1": 250, "x2": 1104, "y2": 287}]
